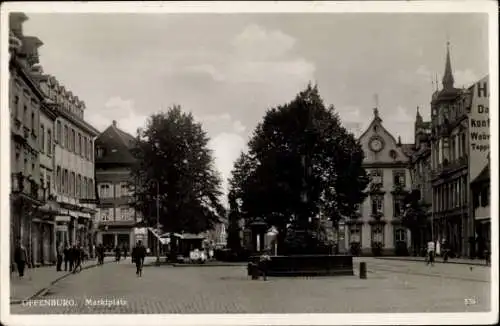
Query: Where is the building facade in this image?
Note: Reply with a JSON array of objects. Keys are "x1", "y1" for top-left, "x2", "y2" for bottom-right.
[
  {"x1": 95, "y1": 121, "x2": 142, "y2": 252},
  {"x1": 430, "y1": 44, "x2": 472, "y2": 257},
  {"x1": 408, "y1": 107, "x2": 433, "y2": 250},
  {"x1": 9, "y1": 13, "x2": 52, "y2": 267},
  {"x1": 346, "y1": 108, "x2": 413, "y2": 255}
]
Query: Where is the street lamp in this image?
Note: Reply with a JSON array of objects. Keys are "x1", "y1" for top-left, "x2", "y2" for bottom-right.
[
  {"x1": 153, "y1": 140, "x2": 161, "y2": 266},
  {"x1": 154, "y1": 179, "x2": 160, "y2": 266}
]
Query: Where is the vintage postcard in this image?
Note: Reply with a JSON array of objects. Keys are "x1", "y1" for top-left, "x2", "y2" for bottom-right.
[{"x1": 0, "y1": 1, "x2": 497, "y2": 325}]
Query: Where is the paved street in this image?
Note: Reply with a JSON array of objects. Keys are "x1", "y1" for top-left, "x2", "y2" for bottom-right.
[{"x1": 11, "y1": 257, "x2": 491, "y2": 314}]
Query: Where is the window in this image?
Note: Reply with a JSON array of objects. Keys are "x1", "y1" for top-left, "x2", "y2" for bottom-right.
[
  {"x1": 88, "y1": 179, "x2": 94, "y2": 199},
  {"x1": 393, "y1": 196, "x2": 404, "y2": 217},
  {"x1": 371, "y1": 224, "x2": 384, "y2": 244},
  {"x1": 96, "y1": 147, "x2": 105, "y2": 158},
  {"x1": 76, "y1": 174, "x2": 81, "y2": 198},
  {"x1": 56, "y1": 121, "x2": 62, "y2": 143},
  {"x1": 23, "y1": 105, "x2": 28, "y2": 125},
  {"x1": 64, "y1": 125, "x2": 68, "y2": 148},
  {"x1": 349, "y1": 225, "x2": 361, "y2": 243},
  {"x1": 63, "y1": 169, "x2": 68, "y2": 194},
  {"x1": 71, "y1": 172, "x2": 76, "y2": 197},
  {"x1": 71, "y1": 129, "x2": 76, "y2": 152},
  {"x1": 393, "y1": 170, "x2": 405, "y2": 187},
  {"x1": 89, "y1": 140, "x2": 93, "y2": 161},
  {"x1": 47, "y1": 129, "x2": 52, "y2": 155},
  {"x1": 118, "y1": 207, "x2": 130, "y2": 220},
  {"x1": 83, "y1": 177, "x2": 88, "y2": 199},
  {"x1": 31, "y1": 112, "x2": 35, "y2": 134},
  {"x1": 480, "y1": 186, "x2": 490, "y2": 207},
  {"x1": 100, "y1": 208, "x2": 112, "y2": 221},
  {"x1": 56, "y1": 166, "x2": 61, "y2": 193},
  {"x1": 371, "y1": 196, "x2": 383, "y2": 215},
  {"x1": 24, "y1": 157, "x2": 28, "y2": 174},
  {"x1": 99, "y1": 183, "x2": 111, "y2": 198},
  {"x1": 371, "y1": 170, "x2": 383, "y2": 185},
  {"x1": 13, "y1": 95, "x2": 19, "y2": 117},
  {"x1": 395, "y1": 229, "x2": 406, "y2": 242},
  {"x1": 77, "y1": 133, "x2": 82, "y2": 155},
  {"x1": 84, "y1": 137, "x2": 88, "y2": 159},
  {"x1": 40, "y1": 124, "x2": 45, "y2": 152},
  {"x1": 46, "y1": 173, "x2": 52, "y2": 195},
  {"x1": 461, "y1": 133, "x2": 466, "y2": 157}
]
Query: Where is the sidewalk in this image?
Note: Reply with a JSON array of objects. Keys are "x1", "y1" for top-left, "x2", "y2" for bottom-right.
[
  {"x1": 375, "y1": 255, "x2": 490, "y2": 266},
  {"x1": 10, "y1": 257, "x2": 113, "y2": 304}
]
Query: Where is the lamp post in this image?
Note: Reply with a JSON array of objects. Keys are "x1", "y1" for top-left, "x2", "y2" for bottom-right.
[{"x1": 155, "y1": 179, "x2": 160, "y2": 266}]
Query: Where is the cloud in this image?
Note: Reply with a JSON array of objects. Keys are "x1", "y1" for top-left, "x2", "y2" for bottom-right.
[
  {"x1": 454, "y1": 69, "x2": 479, "y2": 88},
  {"x1": 387, "y1": 106, "x2": 413, "y2": 123},
  {"x1": 86, "y1": 96, "x2": 148, "y2": 136},
  {"x1": 231, "y1": 24, "x2": 296, "y2": 60},
  {"x1": 183, "y1": 24, "x2": 315, "y2": 89}
]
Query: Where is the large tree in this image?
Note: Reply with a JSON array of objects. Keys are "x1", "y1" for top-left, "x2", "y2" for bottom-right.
[
  {"x1": 130, "y1": 105, "x2": 225, "y2": 235},
  {"x1": 402, "y1": 189, "x2": 429, "y2": 255},
  {"x1": 228, "y1": 84, "x2": 369, "y2": 253}
]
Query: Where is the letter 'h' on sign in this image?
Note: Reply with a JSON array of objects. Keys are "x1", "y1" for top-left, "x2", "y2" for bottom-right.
[{"x1": 477, "y1": 82, "x2": 488, "y2": 98}]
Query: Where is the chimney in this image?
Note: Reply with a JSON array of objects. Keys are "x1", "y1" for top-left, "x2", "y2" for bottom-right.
[
  {"x1": 9, "y1": 12, "x2": 28, "y2": 38},
  {"x1": 112, "y1": 120, "x2": 117, "y2": 127}
]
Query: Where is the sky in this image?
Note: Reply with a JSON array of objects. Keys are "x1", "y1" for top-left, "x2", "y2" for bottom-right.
[{"x1": 22, "y1": 12, "x2": 489, "y2": 197}]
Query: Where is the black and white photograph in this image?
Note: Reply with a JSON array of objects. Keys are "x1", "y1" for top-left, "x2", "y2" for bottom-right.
[{"x1": 1, "y1": 1, "x2": 497, "y2": 325}]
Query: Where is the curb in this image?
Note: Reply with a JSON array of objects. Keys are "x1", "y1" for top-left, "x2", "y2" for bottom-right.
[
  {"x1": 10, "y1": 260, "x2": 113, "y2": 305},
  {"x1": 171, "y1": 262, "x2": 247, "y2": 267},
  {"x1": 374, "y1": 257, "x2": 490, "y2": 267}
]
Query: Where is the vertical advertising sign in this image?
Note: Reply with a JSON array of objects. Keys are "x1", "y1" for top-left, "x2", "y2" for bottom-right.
[{"x1": 468, "y1": 75, "x2": 490, "y2": 183}]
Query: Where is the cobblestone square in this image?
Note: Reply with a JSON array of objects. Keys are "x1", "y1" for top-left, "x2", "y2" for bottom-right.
[{"x1": 10, "y1": 258, "x2": 491, "y2": 314}]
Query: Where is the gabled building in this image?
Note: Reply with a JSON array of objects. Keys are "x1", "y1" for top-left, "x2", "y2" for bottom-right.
[
  {"x1": 345, "y1": 107, "x2": 414, "y2": 255},
  {"x1": 94, "y1": 120, "x2": 143, "y2": 252}
]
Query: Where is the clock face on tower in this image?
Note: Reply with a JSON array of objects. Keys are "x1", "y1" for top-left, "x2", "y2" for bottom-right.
[{"x1": 369, "y1": 137, "x2": 384, "y2": 153}]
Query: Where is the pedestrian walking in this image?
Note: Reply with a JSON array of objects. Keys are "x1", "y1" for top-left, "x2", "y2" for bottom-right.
[
  {"x1": 123, "y1": 244, "x2": 128, "y2": 260},
  {"x1": 426, "y1": 240, "x2": 435, "y2": 266},
  {"x1": 56, "y1": 242, "x2": 63, "y2": 271},
  {"x1": 115, "y1": 245, "x2": 121, "y2": 262},
  {"x1": 72, "y1": 244, "x2": 83, "y2": 273},
  {"x1": 63, "y1": 242, "x2": 70, "y2": 271},
  {"x1": 68, "y1": 244, "x2": 76, "y2": 271},
  {"x1": 14, "y1": 238, "x2": 28, "y2": 278},
  {"x1": 132, "y1": 240, "x2": 146, "y2": 277},
  {"x1": 258, "y1": 249, "x2": 271, "y2": 281},
  {"x1": 96, "y1": 243, "x2": 105, "y2": 265}
]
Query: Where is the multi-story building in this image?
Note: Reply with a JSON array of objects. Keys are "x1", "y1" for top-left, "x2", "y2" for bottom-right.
[
  {"x1": 430, "y1": 43, "x2": 472, "y2": 257},
  {"x1": 43, "y1": 76, "x2": 100, "y2": 250},
  {"x1": 9, "y1": 13, "x2": 53, "y2": 267},
  {"x1": 345, "y1": 107, "x2": 414, "y2": 255},
  {"x1": 94, "y1": 120, "x2": 142, "y2": 252},
  {"x1": 408, "y1": 107, "x2": 433, "y2": 249},
  {"x1": 468, "y1": 75, "x2": 490, "y2": 257}
]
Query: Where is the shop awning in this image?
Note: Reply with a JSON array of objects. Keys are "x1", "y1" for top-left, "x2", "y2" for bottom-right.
[{"x1": 148, "y1": 227, "x2": 170, "y2": 245}]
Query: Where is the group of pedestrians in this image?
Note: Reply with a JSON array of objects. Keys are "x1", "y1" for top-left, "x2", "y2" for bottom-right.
[{"x1": 56, "y1": 242, "x2": 85, "y2": 273}]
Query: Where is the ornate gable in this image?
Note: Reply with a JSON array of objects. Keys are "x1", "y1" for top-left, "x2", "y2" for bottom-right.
[{"x1": 359, "y1": 108, "x2": 412, "y2": 165}]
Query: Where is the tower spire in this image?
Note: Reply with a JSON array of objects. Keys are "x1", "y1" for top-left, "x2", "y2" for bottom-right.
[{"x1": 442, "y1": 41, "x2": 455, "y2": 89}]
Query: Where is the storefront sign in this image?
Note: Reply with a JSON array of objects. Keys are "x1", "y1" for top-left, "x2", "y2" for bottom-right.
[{"x1": 468, "y1": 75, "x2": 490, "y2": 182}]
